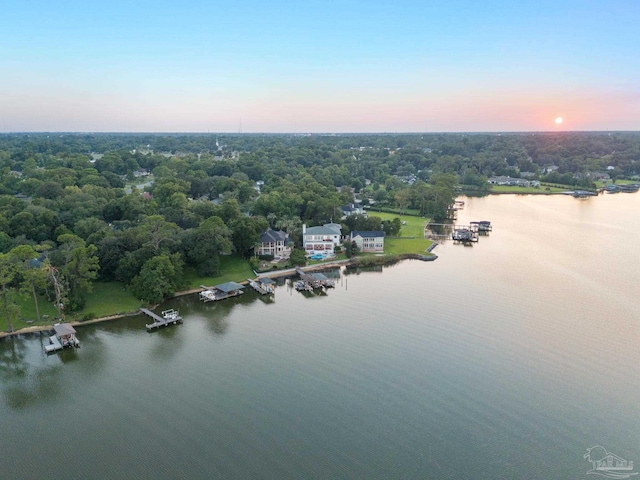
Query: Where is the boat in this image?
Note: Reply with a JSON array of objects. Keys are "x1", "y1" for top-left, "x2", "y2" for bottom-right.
[{"x1": 162, "y1": 309, "x2": 180, "y2": 321}]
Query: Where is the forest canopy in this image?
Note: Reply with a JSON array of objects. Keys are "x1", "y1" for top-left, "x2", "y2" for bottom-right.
[{"x1": 0, "y1": 131, "x2": 638, "y2": 319}]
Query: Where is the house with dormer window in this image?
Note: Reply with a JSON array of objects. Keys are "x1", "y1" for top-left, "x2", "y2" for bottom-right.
[{"x1": 255, "y1": 228, "x2": 292, "y2": 258}]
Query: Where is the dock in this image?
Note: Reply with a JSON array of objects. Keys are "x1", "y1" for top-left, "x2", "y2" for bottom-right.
[
  {"x1": 426, "y1": 221, "x2": 492, "y2": 243},
  {"x1": 470, "y1": 220, "x2": 492, "y2": 232},
  {"x1": 200, "y1": 281, "x2": 245, "y2": 302},
  {"x1": 248, "y1": 277, "x2": 276, "y2": 295},
  {"x1": 295, "y1": 268, "x2": 335, "y2": 290},
  {"x1": 452, "y1": 228, "x2": 478, "y2": 242},
  {"x1": 141, "y1": 308, "x2": 183, "y2": 331},
  {"x1": 44, "y1": 323, "x2": 80, "y2": 353}
]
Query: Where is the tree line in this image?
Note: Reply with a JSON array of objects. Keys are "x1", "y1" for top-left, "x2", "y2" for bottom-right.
[{"x1": 0, "y1": 132, "x2": 638, "y2": 324}]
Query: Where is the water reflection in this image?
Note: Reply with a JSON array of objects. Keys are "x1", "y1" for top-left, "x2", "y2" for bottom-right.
[
  {"x1": 344, "y1": 264, "x2": 384, "y2": 275},
  {"x1": 207, "y1": 315, "x2": 229, "y2": 335},
  {"x1": 0, "y1": 335, "x2": 63, "y2": 410},
  {"x1": 148, "y1": 323, "x2": 185, "y2": 361},
  {"x1": 1, "y1": 193, "x2": 639, "y2": 480}
]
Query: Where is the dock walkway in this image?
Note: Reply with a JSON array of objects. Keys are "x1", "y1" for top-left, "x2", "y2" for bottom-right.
[
  {"x1": 141, "y1": 308, "x2": 183, "y2": 331},
  {"x1": 44, "y1": 334, "x2": 63, "y2": 353}
]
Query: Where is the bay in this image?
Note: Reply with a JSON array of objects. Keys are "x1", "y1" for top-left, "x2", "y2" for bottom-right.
[{"x1": 1, "y1": 193, "x2": 639, "y2": 479}]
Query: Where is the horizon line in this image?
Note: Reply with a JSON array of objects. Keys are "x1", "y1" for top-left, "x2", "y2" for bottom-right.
[{"x1": 0, "y1": 130, "x2": 637, "y2": 135}]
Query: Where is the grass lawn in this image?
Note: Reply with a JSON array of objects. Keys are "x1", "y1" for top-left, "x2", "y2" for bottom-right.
[
  {"x1": 368, "y1": 207, "x2": 422, "y2": 216},
  {"x1": 384, "y1": 237, "x2": 434, "y2": 255},
  {"x1": 369, "y1": 211, "x2": 429, "y2": 237},
  {"x1": 1, "y1": 282, "x2": 142, "y2": 331},
  {"x1": 367, "y1": 211, "x2": 434, "y2": 254},
  {"x1": 2, "y1": 254, "x2": 257, "y2": 333},
  {"x1": 69, "y1": 282, "x2": 143, "y2": 321},
  {"x1": 490, "y1": 185, "x2": 568, "y2": 194},
  {"x1": 183, "y1": 253, "x2": 255, "y2": 289},
  {"x1": 0, "y1": 292, "x2": 59, "y2": 332},
  {"x1": 595, "y1": 179, "x2": 638, "y2": 188}
]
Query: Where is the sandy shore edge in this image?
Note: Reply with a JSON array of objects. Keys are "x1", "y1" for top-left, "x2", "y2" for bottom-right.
[{"x1": 0, "y1": 254, "x2": 435, "y2": 339}]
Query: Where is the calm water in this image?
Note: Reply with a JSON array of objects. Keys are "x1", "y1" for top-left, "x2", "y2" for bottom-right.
[{"x1": 1, "y1": 193, "x2": 639, "y2": 479}]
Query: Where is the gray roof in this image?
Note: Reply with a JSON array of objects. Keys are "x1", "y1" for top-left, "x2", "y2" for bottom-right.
[
  {"x1": 260, "y1": 228, "x2": 287, "y2": 244},
  {"x1": 53, "y1": 323, "x2": 76, "y2": 336},
  {"x1": 214, "y1": 281, "x2": 245, "y2": 293},
  {"x1": 351, "y1": 230, "x2": 384, "y2": 238},
  {"x1": 305, "y1": 223, "x2": 341, "y2": 236},
  {"x1": 258, "y1": 277, "x2": 276, "y2": 285},
  {"x1": 341, "y1": 204, "x2": 361, "y2": 212}
]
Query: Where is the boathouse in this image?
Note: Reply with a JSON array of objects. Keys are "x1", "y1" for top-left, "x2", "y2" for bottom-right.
[
  {"x1": 248, "y1": 277, "x2": 276, "y2": 295},
  {"x1": 200, "y1": 281, "x2": 245, "y2": 302},
  {"x1": 53, "y1": 323, "x2": 79, "y2": 347},
  {"x1": 44, "y1": 323, "x2": 80, "y2": 353}
]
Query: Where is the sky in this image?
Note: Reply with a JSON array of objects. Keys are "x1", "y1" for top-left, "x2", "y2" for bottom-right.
[{"x1": 1, "y1": 0, "x2": 639, "y2": 133}]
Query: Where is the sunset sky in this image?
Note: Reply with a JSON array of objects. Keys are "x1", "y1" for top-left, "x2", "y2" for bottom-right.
[{"x1": 1, "y1": 0, "x2": 639, "y2": 132}]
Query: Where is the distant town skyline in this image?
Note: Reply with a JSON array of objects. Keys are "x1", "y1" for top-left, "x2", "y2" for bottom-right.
[{"x1": 2, "y1": 0, "x2": 639, "y2": 133}]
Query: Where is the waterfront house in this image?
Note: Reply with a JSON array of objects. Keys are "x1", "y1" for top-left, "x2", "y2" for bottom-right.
[
  {"x1": 256, "y1": 228, "x2": 292, "y2": 258},
  {"x1": 488, "y1": 176, "x2": 540, "y2": 187},
  {"x1": 350, "y1": 230, "x2": 385, "y2": 252},
  {"x1": 302, "y1": 223, "x2": 342, "y2": 254}
]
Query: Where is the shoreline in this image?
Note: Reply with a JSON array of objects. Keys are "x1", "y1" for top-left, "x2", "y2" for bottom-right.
[{"x1": 0, "y1": 253, "x2": 436, "y2": 339}]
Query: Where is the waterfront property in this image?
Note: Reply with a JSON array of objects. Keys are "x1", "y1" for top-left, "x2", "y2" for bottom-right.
[
  {"x1": 302, "y1": 223, "x2": 342, "y2": 255},
  {"x1": 350, "y1": 230, "x2": 385, "y2": 252},
  {"x1": 200, "y1": 281, "x2": 245, "y2": 302},
  {"x1": 3, "y1": 194, "x2": 640, "y2": 480},
  {"x1": 44, "y1": 323, "x2": 80, "y2": 353},
  {"x1": 488, "y1": 176, "x2": 540, "y2": 187},
  {"x1": 255, "y1": 228, "x2": 292, "y2": 259}
]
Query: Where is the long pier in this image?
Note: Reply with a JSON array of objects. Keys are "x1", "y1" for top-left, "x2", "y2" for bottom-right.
[
  {"x1": 141, "y1": 308, "x2": 183, "y2": 331},
  {"x1": 295, "y1": 268, "x2": 335, "y2": 290}
]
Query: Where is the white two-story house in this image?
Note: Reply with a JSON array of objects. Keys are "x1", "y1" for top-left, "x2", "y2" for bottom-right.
[
  {"x1": 302, "y1": 223, "x2": 342, "y2": 254},
  {"x1": 350, "y1": 230, "x2": 385, "y2": 252}
]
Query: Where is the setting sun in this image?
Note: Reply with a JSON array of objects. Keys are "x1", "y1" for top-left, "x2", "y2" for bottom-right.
[{"x1": 555, "y1": 116, "x2": 564, "y2": 125}]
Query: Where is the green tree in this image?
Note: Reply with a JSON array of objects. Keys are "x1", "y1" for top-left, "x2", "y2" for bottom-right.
[
  {"x1": 228, "y1": 216, "x2": 268, "y2": 258},
  {"x1": 289, "y1": 248, "x2": 307, "y2": 266},
  {"x1": 0, "y1": 252, "x2": 20, "y2": 332},
  {"x1": 139, "y1": 215, "x2": 181, "y2": 254},
  {"x1": 344, "y1": 240, "x2": 359, "y2": 258},
  {"x1": 56, "y1": 234, "x2": 100, "y2": 311},
  {"x1": 10, "y1": 245, "x2": 47, "y2": 324},
  {"x1": 130, "y1": 254, "x2": 183, "y2": 304},
  {"x1": 182, "y1": 216, "x2": 232, "y2": 275}
]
